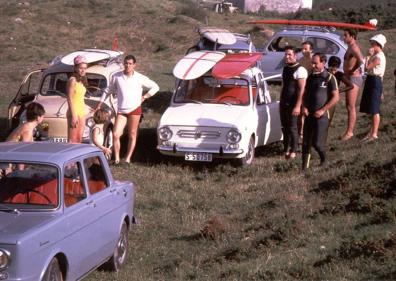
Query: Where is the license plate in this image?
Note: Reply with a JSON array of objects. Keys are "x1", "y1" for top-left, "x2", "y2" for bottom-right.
[
  {"x1": 185, "y1": 152, "x2": 212, "y2": 162},
  {"x1": 49, "y1": 137, "x2": 68, "y2": 143}
]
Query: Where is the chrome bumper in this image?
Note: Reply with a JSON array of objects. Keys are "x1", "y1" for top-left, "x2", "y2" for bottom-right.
[{"x1": 157, "y1": 145, "x2": 244, "y2": 158}]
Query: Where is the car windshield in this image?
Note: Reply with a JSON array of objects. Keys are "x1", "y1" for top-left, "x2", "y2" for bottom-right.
[
  {"x1": 0, "y1": 162, "x2": 59, "y2": 210},
  {"x1": 40, "y1": 72, "x2": 107, "y2": 98},
  {"x1": 174, "y1": 77, "x2": 251, "y2": 106}
]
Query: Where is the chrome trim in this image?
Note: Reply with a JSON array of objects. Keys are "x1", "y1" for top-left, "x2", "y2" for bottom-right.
[
  {"x1": 158, "y1": 145, "x2": 243, "y2": 155},
  {"x1": 176, "y1": 129, "x2": 221, "y2": 139}
]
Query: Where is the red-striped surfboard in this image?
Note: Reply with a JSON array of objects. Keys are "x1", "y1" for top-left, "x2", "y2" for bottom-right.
[{"x1": 173, "y1": 51, "x2": 225, "y2": 80}]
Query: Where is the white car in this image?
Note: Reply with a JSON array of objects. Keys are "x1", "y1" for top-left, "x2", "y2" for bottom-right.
[
  {"x1": 7, "y1": 49, "x2": 121, "y2": 145},
  {"x1": 157, "y1": 59, "x2": 282, "y2": 166}
]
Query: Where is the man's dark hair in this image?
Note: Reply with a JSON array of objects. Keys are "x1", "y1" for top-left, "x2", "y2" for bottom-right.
[
  {"x1": 284, "y1": 45, "x2": 299, "y2": 54},
  {"x1": 301, "y1": 41, "x2": 314, "y2": 50},
  {"x1": 124, "y1": 54, "x2": 136, "y2": 63},
  {"x1": 344, "y1": 28, "x2": 358, "y2": 39},
  {"x1": 26, "y1": 102, "x2": 45, "y2": 122},
  {"x1": 313, "y1": 52, "x2": 327, "y2": 63},
  {"x1": 328, "y1": 56, "x2": 341, "y2": 68}
]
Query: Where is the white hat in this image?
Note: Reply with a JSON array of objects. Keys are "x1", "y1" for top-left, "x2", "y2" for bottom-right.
[{"x1": 370, "y1": 34, "x2": 387, "y2": 49}]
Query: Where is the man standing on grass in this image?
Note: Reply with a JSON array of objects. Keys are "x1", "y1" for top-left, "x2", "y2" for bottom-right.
[
  {"x1": 341, "y1": 28, "x2": 364, "y2": 141},
  {"x1": 302, "y1": 53, "x2": 339, "y2": 170},
  {"x1": 96, "y1": 54, "x2": 159, "y2": 165},
  {"x1": 298, "y1": 41, "x2": 314, "y2": 142},
  {"x1": 280, "y1": 45, "x2": 307, "y2": 160}
]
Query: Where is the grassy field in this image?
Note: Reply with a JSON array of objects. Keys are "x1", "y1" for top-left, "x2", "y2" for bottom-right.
[{"x1": 1, "y1": 1, "x2": 395, "y2": 280}]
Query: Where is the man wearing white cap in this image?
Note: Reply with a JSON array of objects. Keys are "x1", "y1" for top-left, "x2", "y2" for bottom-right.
[{"x1": 359, "y1": 34, "x2": 387, "y2": 142}]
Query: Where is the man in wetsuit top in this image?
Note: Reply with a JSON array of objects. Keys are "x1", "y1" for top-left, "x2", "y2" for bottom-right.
[
  {"x1": 280, "y1": 45, "x2": 307, "y2": 160},
  {"x1": 302, "y1": 53, "x2": 339, "y2": 170}
]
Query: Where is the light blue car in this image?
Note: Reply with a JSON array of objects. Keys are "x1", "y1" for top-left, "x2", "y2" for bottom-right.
[
  {"x1": 260, "y1": 26, "x2": 348, "y2": 80},
  {"x1": 0, "y1": 142, "x2": 135, "y2": 281}
]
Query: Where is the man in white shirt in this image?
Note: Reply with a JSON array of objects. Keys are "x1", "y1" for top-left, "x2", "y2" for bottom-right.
[{"x1": 96, "y1": 55, "x2": 159, "y2": 164}]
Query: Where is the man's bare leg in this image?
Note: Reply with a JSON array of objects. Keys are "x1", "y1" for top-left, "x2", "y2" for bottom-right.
[
  {"x1": 342, "y1": 83, "x2": 359, "y2": 140},
  {"x1": 124, "y1": 115, "x2": 140, "y2": 163},
  {"x1": 113, "y1": 114, "x2": 127, "y2": 163}
]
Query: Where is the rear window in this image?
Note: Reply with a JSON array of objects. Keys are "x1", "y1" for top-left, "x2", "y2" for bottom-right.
[{"x1": 307, "y1": 37, "x2": 340, "y2": 55}]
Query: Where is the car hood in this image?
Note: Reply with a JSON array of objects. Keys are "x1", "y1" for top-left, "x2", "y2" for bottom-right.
[
  {"x1": 160, "y1": 103, "x2": 250, "y2": 128},
  {"x1": 0, "y1": 211, "x2": 57, "y2": 244}
]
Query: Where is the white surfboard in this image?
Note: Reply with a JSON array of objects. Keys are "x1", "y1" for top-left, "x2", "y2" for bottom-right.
[
  {"x1": 60, "y1": 49, "x2": 123, "y2": 65},
  {"x1": 198, "y1": 27, "x2": 237, "y2": 45},
  {"x1": 173, "y1": 51, "x2": 225, "y2": 80}
]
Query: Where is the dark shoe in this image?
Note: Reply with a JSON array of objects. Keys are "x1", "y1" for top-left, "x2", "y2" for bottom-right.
[
  {"x1": 111, "y1": 160, "x2": 120, "y2": 166},
  {"x1": 319, "y1": 160, "x2": 327, "y2": 168}
]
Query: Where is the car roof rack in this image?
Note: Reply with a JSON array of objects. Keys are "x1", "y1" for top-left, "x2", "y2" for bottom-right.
[{"x1": 281, "y1": 25, "x2": 337, "y2": 33}]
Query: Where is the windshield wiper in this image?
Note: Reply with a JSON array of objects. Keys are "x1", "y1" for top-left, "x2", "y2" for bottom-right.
[
  {"x1": 218, "y1": 101, "x2": 232, "y2": 106},
  {"x1": 0, "y1": 204, "x2": 20, "y2": 215},
  {"x1": 182, "y1": 99, "x2": 202, "y2": 104}
]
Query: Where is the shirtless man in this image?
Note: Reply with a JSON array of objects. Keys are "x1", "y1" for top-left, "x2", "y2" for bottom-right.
[{"x1": 341, "y1": 28, "x2": 364, "y2": 141}]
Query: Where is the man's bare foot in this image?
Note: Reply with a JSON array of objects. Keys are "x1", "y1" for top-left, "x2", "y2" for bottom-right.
[{"x1": 289, "y1": 152, "x2": 296, "y2": 160}]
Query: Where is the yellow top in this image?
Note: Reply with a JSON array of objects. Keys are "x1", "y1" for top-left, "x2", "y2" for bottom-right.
[{"x1": 70, "y1": 81, "x2": 86, "y2": 117}]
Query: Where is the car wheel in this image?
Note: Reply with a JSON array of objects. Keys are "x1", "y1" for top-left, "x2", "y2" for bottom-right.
[
  {"x1": 42, "y1": 257, "x2": 63, "y2": 281},
  {"x1": 106, "y1": 221, "x2": 128, "y2": 272},
  {"x1": 236, "y1": 136, "x2": 255, "y2": 166}
]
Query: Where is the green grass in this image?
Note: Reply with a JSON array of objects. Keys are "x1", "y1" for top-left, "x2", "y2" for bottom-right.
[{"x1": 1, "y1": 0, "x2": 395, "y2": 280}]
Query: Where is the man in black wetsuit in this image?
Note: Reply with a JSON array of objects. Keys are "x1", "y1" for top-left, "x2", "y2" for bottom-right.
[
  {"x1": 280, "y1": 46, "x2": 307, "y2": 160},
  {"x1": 302, "y1": 53, "x2": 339, "y2": 170}
]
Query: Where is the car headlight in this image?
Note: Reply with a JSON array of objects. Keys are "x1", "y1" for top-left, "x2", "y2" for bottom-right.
[
  {"x1": 158, "y1": 126, "x2": 173, "y2": 141},
  {"x1": 86, "y1": 117, "x2": 95, "y2": 128},
  {"x1": 0, "y1": 249, "x2": 10, "y2": 269},
  {"x1": 226, "y1": 129, "x2": 242, "y2": 144}
]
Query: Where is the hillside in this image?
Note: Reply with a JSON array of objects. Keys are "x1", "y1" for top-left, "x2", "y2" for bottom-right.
[{"x1": 1, "y1": 1, "x2": 395, "y2": 280}]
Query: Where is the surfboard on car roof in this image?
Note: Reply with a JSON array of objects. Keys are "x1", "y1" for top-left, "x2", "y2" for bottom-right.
[
  {"x1": 55, "y1": 49, "x2": 124, "y2": 66},
  {"x1": 212, "y1": 52, "x2": 262, "y2": 79},
  {"x1": 173, "y1": 51, "x2": 225, "y2": 80},
  {"x1": 198, "y1": 26, "x2": 237, "y2": 45}
]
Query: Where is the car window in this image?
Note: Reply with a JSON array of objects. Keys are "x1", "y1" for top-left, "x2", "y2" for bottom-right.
[
  {"x1": 41, "y1": 73, "x2": 69, "y2": 96},
  {"x1": 307, "y1": 37, "x2": 340, "y2": 55},
  {"x1": 83, "y1": 156, "x2": 108, "y2": 195},
  {"x1": 268, "y1": 36, "x2": 303, "y2": 52},
  {"x1": 17, "y1": 70, "x2": 42, "y2": 97},
  {"x1": 174, "y1": 77, "x2": 250, "y2": 106},
  {"x1": 0, "y1": 162, "x2": 58, "y2": 209},
  {"x1": 86, "y1": 73, "x2": 107, "y2": 97},
  {"x1": 41, "y1": 72, "x2": 107, "y2": 97},
  {"x1": 64, "y1": 161, "x2": 86, "y2": 207}
]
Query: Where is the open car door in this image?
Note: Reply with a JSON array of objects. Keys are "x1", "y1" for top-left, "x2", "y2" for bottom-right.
[{"x1": 7, "y1": 69, "x2": 43, "y2": 131}]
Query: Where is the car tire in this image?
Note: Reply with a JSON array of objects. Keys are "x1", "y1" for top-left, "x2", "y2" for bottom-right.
[
  {"x1": 42, "y1": 257, "x2": 63, "y2": 281},
  {"x1": 236, "y1": 136, "x2": 255, "y2": 166},
  {"x1": 105, "y1": 221, "x2": 128, "y2": 272}
]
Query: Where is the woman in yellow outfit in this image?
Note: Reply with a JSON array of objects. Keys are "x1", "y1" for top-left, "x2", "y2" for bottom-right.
[{"x1": 67, "y1": 55, "x2": 88, "y2": 143}]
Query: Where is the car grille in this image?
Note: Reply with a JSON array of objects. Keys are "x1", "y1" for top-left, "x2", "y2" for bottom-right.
[{"x1": 176, "y1": 129, "x2": 221, "y2": 139}]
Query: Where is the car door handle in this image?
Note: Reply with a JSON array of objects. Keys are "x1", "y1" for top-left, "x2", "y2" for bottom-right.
[
  {"x1": 86, "y1": 200, "x2": 96, "y2": 207},
  {"x1": 110, "y1": 188, "x2": 117, "y2": 193}
]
